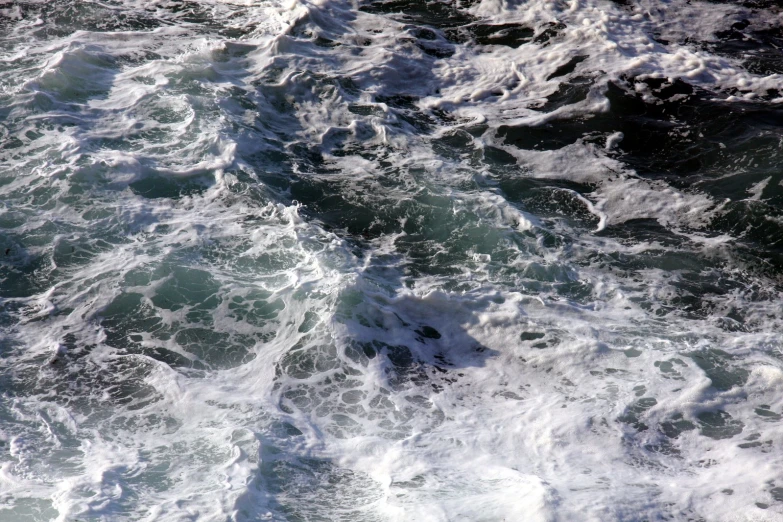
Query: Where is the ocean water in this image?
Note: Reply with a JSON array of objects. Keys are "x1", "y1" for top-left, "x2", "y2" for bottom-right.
[{"x1": 1, "y1": 0, "x2": 783, "y2": 520}]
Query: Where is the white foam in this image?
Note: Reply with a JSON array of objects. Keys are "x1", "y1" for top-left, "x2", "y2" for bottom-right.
[{"x1": 2, "y1": 0, "x2": 783, "y2": 520}]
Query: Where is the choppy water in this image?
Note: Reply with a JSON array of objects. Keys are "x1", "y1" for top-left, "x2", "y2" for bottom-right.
[{"x1": 1, "y1": 0, "x2": 783, "y2": 520}]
